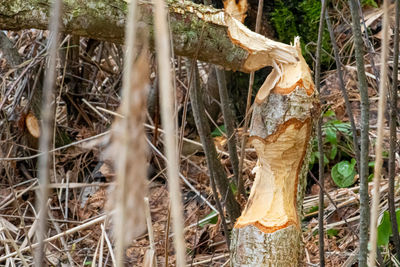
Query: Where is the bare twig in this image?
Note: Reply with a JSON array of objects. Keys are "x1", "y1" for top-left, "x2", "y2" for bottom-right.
[
  {"x1": 47, "y1": 209, "x2": 74, "y2": 265},
  {"x1": 35, "y1": 0, "x2": 63, "y2": 264},
  {"x1": 144, "y1": 197, "x2": 157, "y2": 267},
  {"x1": 369, "y1": 0, "x2": 390, "y2": 265},
  {"x1": 146, "y1": 138, "x2": 218, "y2": 213},
  {"x1": 187, "y1": 59, "x2": 240, "y2": 221},
  {"x1": 325, "y1": 13, "x2": 360, "y2": 169},
  {"x1": 153, "y1": 0, "x2": 186, "y2": 265},
  {"x1": 389, "y1": 0, "x2": 400, "y2": 261},
  {"x1": 144, "y1": 198, "x2": 155, "y2": 251},
  {"x1": 177, "y1": 25, "x2": 206, "y2": 163},
  {"x1": 356, "y1": 0, "x2": 381, "y2": 88},
  {"x1": 349, "y1": 0, "x2": 371, "y2": 264},
  {"x1": 164, "y1": 206, "x2": 171, "y2": 267},
  {"x1": 0, "y1": 221, "x2": 29, "y2": 267},
  {"x1": 186, "y1": 60, "x2": 233, "y2": 248},
  {"x1": 315, "y1": 1, "x2": 328, "y2": 266},
  {"x1": 237, "y1": 0, "x2": 264, "y2": 200},
  {"x1": 0, "y1": 214, "x2": 109, "y2": 262},
  {"x1": 308, "y1": 171, "x2": 358, "y2": 238},
  {"x1": 215, "y1": 67, "x2": 244, "y2": 197}
]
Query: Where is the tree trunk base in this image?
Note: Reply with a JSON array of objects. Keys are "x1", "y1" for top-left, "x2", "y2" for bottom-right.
[{"x1": 231, "y1": 225, "x2": 302, "y2": 266}]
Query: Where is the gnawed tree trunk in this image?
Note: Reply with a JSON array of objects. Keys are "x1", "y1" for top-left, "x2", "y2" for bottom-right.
[{"x1": 231, "y1": 39, "x2": 318, "y2": 266}]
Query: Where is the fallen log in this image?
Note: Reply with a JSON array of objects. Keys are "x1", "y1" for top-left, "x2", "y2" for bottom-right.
[{"x1": 0, "y1": 0, "x2": 296, "y2": 72}]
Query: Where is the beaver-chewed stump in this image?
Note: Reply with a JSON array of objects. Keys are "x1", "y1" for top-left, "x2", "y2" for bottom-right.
[{"x1": 231, "y1": 39, "x2": 318, "y2": 267}]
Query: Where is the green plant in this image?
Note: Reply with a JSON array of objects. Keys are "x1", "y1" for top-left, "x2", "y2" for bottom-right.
[
  {"x1": 331, "y1": 158, "x2": 357, "y2": 188},
  {"x1": 199, "y1": 210, "x2": 218, "y2": 227},
  {"x1": 377, "y1": 209, "x2": 400, "y2": 247},
  {"x1": 310, "y1": 110, "x2": 353, "y2": 167},
  {"x1": 309, "y1": 110, "x2": 361, "y2": 188},
  {"x1": 326, "y1": 228, "x2": 339, "y2": 238},
  {"x1": 361, "y1": 0, "x2": 378, "y2": 7},
  {"x1": 211, "y1": 124, "x2": 226, "y2": 137},
  {"x1": 270, "y1": 0, "x2": 332, "y2": 67}
]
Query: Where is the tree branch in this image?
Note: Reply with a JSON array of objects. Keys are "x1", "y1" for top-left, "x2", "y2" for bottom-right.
[{"x1": 0, "y1": 0, "x2": 297, "y2": 72}]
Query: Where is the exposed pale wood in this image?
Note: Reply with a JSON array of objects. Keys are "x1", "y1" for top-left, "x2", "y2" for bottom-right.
[
  {"x1": 25, "y1": 113, "x2": 40, "y2": 138},
  {"x1": 223, "y1": 0, "x2": 248, "y2": 23},
  {"x1": 231, "y1": 40, "x2": 317, "y2": 266}
]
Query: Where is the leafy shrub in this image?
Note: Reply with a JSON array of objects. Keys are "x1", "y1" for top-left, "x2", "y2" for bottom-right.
[{"x1": 270, "y1": 0, "x2": 332, "y2": 68}]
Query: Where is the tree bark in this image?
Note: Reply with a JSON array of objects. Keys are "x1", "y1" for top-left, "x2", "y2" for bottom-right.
[
  {"x1": 0, "y1": 0, "x2": 296, "y2": 72},
  {"x1": 231, "y1": 39, "x2": 318, "y2": 266}
]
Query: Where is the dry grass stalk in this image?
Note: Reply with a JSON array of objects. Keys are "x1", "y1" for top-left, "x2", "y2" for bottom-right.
[
  {"x1": 368, "y1": 0, "x2": 390, "y2": 265},
  {"x1": 107, "y1": 13, "x2": 150, "y2": 267},
  {"x1": 105, "y1": 0, "x2": 151, "y2": 265},
  {"x1": 153, "y1": 0, "x2": 186, "y2": 265},
  {"x1": 143, "y1": 197, "x2": 156, "y2": 267},
  {"x1": 0, "y1": 214, "x2": 108, "y2": 262},
  {"x1": 35, "y1": 0, "x2": 62, "y2": 264}
]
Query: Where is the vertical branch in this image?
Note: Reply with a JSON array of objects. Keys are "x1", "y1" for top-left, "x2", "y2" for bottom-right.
[
  {"x1": 237, "y1": 0, "x2": 263, "y2": 199},
  {"x1": 188, "y1": 60, "x2": 241, "y2": 221},
  {"x1": 153, "y1": 0, "x2": 186, "y2": 266},
  {"x1": 356, "y1": 0, "x2": 381, "y2": 86},
  {"x1": 189, "y1": 61, "x2": 233, "y2": 247},
  {"x1": 389, "y1": 0, "x2": 400, "y2": 261},
  {"x1": 215, "y1": 67, "x2": 244, "y2": 197},
  {"x1": 369, "y1": 0, "x2": 390, "y2": 265},
  {"x1": 315, "y1": 1, "x2": 328, "y2": 266},
  {"x1": 325, "y1": 13, "x2": 360, "y2": 170},
  {"x1": 348, "y1": 0, "x2": 370, "y2": 265},
  {"x1": 35, "y1": 0, "x2": 62, "y2": 265}
]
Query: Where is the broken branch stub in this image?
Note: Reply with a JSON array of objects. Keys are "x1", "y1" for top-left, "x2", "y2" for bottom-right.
[{"x1": 231, "y1": 39, "x2": 318, "y2": 266}]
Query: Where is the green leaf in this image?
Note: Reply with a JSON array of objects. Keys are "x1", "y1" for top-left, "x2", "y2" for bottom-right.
[
  {"x1": 377, "y1": 211, "x2": 392, "y2": 246},
  {"x1": 328, "y1": 120, "x2": 352, "y2": 136},
  {"x1": 307, "y1": 205, "x2": 319, "y2": 213},
  {"x1": 230, "y1": 182, "x2": 238, "y2": 195},
  {"x1": 326, "y1": 228, "x2": 339, "y2": 238},
  {"x1": 337, "y1": 160, "x2": 354, "y2": 177},
  {"x1": 315, "y1": 152, "x2": 329, "y2": 165},
  {"x1": 211, "y1": 125, "x2": 226, "y2": 137},
  {"x1": 368, "y1": 173, "x2": 374, "y2": 182},
  {"x1": 329, "y1": 144, "x2": 338, "y2": 160},
  {"x1": 325, "y1": 127, "x2": 337, "y2": 145},
  {"x1": 396, "y1": 209, "x2": 400, "y2": 233},
  {"x1": 323, "y1": 110, "x2": 335, "y2": 117},
  {"x1": 350, "y1": 158, "x2": 357, "y2": 168},
  {"x1": 369, "y1": 161, "x2": 376, "y2": 168},
  {"x1": 199, "y1": 211, "x2": 218, "y2": 227},
  {"x1": 362, "y1": 0, "x2": 378, "y2": 7},
  {"x1": 309, "y1": 152, "x2": 316, "y2": 166},
  {"x1": 377, "y1": 209, "x2": 400, "y2": 247},
  {"x1": 331, "y1": 160, "x2": 356, "y2": 188}
]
